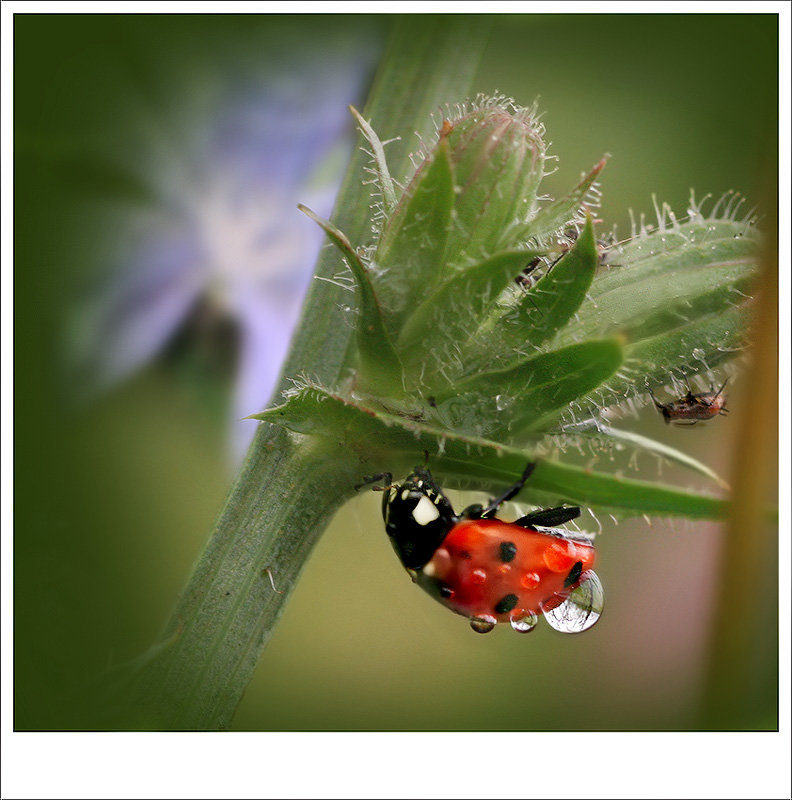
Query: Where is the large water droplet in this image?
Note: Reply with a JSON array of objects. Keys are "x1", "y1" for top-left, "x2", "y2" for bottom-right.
[
  {"x1": 542, "y1": 571, "x2": 603, "y2": 634},
  {"x1": 510, "y1": 611, "x2": 538, "y2": 634},
  {"x1": 469, "y1": 615, "x2": 497, "y2": 634}
]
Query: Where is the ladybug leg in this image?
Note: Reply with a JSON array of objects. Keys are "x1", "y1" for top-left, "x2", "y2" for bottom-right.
[
  {"x1": 354, "y1": 472, "x2": 393, "y2": 491},
  {"x1": 515, "y1": 506, "x2": 581, "y2": 528},
  {"x1": 480, "y1": 462, "x2": 536, "y2": 518},
  {"x1": 459, "y1": 503, "x2": 484, "y2": 520}
]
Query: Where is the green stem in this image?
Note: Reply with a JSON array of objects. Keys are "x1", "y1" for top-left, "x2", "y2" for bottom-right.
[
  {"x1": 113, "y1": 16, "x2": 491, "y2": 731},
  {"x1": 123, "y1": 432, "x2": 359, "y2": 730}
]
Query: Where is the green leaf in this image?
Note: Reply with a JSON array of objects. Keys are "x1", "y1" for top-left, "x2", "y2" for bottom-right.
[
  {"x1": 566, "y1": 219, "x2": 758, "y2": 343},
  {"x1": 432, "y1": 338, "x2": 624, "y2": 437},
  {"x1": 395, "y1": 248, "x2": 541, "y2": 375},
  {"x1": 297, "y1": 204, "x2": 404, "y2": 397},
  {"x1": 349, "y1": 104, "x2": 398, "y2": 213},
  {"x1": 499, "y1": 157, "x2": 607, "y2": 248},
  {"x1": 254, "y1": 383, "x2": 728, "y2": 520},
  {"x1": 373, "y1": 138, "x2": 455, "y2": 328},
  {"x1": 463, "y1": 215, "x2": 600, "y2": 372},
  {"x1": 599, "y1": 303, "x2": 751, "y2": 400},
  {"x1": 547, "y1": 418, "x2": 730, "y2": 488}
]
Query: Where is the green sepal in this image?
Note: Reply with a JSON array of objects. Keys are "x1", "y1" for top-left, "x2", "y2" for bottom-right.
[
  {"x1": 298, "y1": 204, "x2": 404, "y2": 397},
  {"x1": 349, "y1": 105, "x2": 398, "y2": 213},
  {"x1": 499, "y1": 157, "x2": 607, "y2": 248},
  {"x1": 463, "y1": 215, "x2": 600, "y2": 373},
  {"x1": 433, "y1": 338, "x2": 624, "y2": 439},
  {"x1": 395, "y1": 248, "x2": 542, "y2": 378},
  {"x1": 373, "y1": 138, "x2": 454, "y2": 327},
  {"x1": 251, "y1": 382, "x2": 728, "y2": 520}
]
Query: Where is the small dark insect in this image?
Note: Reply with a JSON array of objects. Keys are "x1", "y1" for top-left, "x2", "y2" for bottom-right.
[
  {"x1": 514, "y1": 255, "x2": 544, "y2": 291},
  {"x1": 513, "y1": 225, "x2": 616, "y2": 292},
  {"x1": 647, "y1": 378, "x2": 729, "y2": 425}
]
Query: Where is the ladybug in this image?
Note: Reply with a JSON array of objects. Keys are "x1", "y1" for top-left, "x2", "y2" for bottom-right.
[
  {"x1": 647, "y1": 378, "x2": 729, "y2": 425},
  {"x1": 357, "y1": 462, "x2": 602, "y2": 634}
]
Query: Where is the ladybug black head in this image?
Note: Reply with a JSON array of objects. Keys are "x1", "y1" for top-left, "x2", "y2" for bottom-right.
[{"x1": 382, "y1": 468, "x2": 457, "y2": 571}]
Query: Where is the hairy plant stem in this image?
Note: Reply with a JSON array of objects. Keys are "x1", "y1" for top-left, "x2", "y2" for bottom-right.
[
  {"x1": 124, "y1": 431, "x2": 360, "y2": 730},
  {"x1": 114, "y1": 16, "x2": 491, "y2": 730}
]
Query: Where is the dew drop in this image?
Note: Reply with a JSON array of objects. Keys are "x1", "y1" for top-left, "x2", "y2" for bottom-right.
[
  {"x1": 542, "y1": 571, "x2": 604, "y2": 634},
  {"x1": 543, "y1": 539, "x2": 577, "y2": 573},
  {"x1": 470, "y1": 568, "x2": 488, "y2": 585},
  {"x1": 510, "y1": 611, "x2": 538, "y2": 634},
  {"x1": 520, "y1": 571, "x2": 540, "y2": 590},
  {"x1": 470, "y1": 615, "x2": 497, "y2": 634}
]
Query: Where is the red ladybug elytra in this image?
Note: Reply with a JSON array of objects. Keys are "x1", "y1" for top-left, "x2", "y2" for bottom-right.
[{"x1": 357, "y1": 462, "x2": 603, "y2": 634}]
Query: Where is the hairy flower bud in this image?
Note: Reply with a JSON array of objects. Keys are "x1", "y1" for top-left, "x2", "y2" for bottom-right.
[{"x1": 438, "y1": 103, "x2": 546, "y2": 266}]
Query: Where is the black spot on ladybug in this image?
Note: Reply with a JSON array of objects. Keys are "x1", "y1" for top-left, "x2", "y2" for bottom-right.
[
  {"x1": 499, "y1": 541, "x2": 517, "y2": 563},
  {"x1": 563, "y1": 560, "x2": 583, "y2": 588},
  {"x1": 494, "y1": 593, "x2": 519, "y2": 614},
  {"x1": 439, "y1": 585, "x2": 454, "y2": 598}
]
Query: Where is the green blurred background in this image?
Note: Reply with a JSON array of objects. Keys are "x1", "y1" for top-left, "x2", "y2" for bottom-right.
[{"x1": 14, "y1": 13, "x2": 778, "y2": 731}]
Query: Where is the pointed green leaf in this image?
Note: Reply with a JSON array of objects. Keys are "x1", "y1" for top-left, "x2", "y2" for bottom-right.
[
  {"x1": 252, "y1": 383, "x2": 728, "y2": 520},
  {"x1": 433, "y1": 338, "x2": 624, "y2": 437},
  {"x1": 520, "y1": 215, "x2": 600, "y2": 348},
  {"x1": 373, "y1": 138, "x2": 454, "y2": 326},
  {"x1": 547, "y1": 418, "x2": 730, "y2": 488},
  {"x1": 349, "y1": 104, "x2": 398, "y2": 213},
  {"x1": 499, "y1": 157, "x2": 607, "y2": 248},
  {"x1": 561, "y1": 218, "x2": 758, "y2": 344},
  {"x1": 463, "y1": 215, "x2": 600, "y2": 373},
  {"x1": 298, "y1": 204, "x2": 404, "y2": 396},
  {"x1": 600, "y1": 302, "x2": 751, "y2": 400},
  {"x1": 395, "y1": 248, "x2": 541, "y2": 375}
]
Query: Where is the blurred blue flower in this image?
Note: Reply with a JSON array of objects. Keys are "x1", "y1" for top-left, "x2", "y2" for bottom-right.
[{"x1": 72, "y1": 38, "x2": 378, "y2": 463}]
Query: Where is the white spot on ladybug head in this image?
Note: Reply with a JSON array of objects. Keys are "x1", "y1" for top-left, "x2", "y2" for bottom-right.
[{"x1": 412, "y1": 495, "x2": 440, "y2": 526}]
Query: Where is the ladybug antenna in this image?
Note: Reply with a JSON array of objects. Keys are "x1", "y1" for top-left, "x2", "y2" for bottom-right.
[
  {"x1": 354, "y1": 472, "x2": 393, "y2": 492},
  {"x1": 714, "y1": 377, "x2": 729, "y2": 396}
]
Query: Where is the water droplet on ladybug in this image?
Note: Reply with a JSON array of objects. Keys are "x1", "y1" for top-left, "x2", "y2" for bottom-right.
[
  {"x1": 469, "y1": 615, "x2": 497, "y2": 634},
  {"x1": 543, "y1": 539, "x2": 578, "y2": 573},
  {"x1": 470, "y1": 568, "x2": 488, "y2": 585},
  {"x1": 520, "y1": 571, "x2": 540, "y2": 590},
  {"x1": 510, "y1": 611, "x2": 538, "y2": 633},
  {"x1": 541, "y1": 570, "x2": 604, "y2": 634}
]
